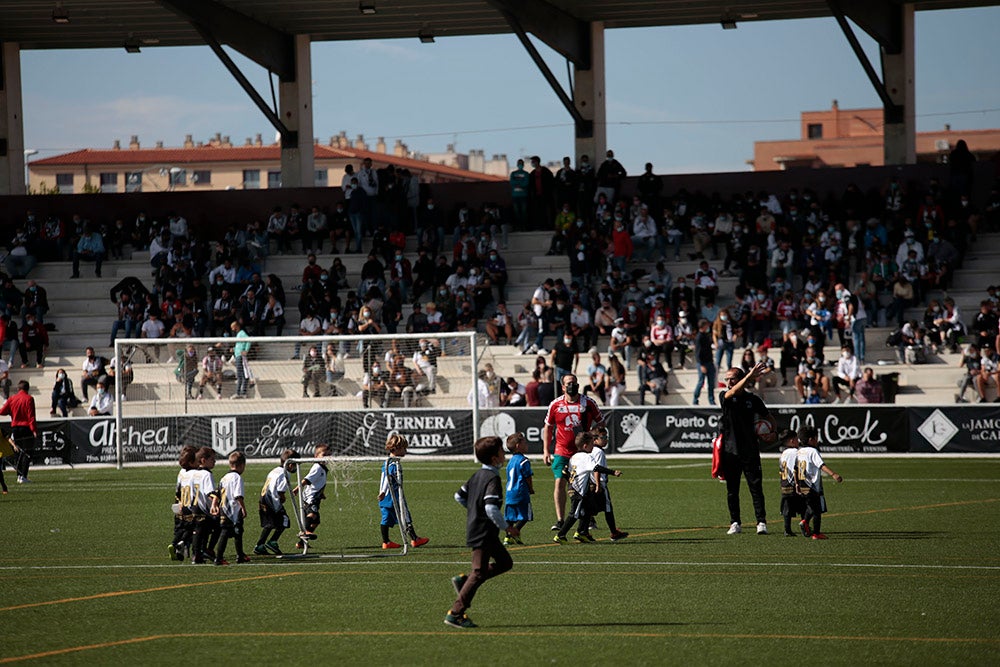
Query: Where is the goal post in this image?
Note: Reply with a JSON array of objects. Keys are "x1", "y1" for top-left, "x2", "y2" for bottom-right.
[{"x1": 112, "y1": 331, "x2": 481, "y2": 469}]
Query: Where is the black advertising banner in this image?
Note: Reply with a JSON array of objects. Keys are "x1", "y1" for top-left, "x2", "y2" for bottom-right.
[
  {"x1": 13, "y1": 405, "x2": 1000, "y2": 466},
  {"x1": 907, "y1": 406, "x2": 1000, "y2": 453}
]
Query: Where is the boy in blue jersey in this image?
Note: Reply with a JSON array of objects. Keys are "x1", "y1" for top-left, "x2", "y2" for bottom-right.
[
  {"x1": 503, "y1": 432, "x2": 534, "y2": 545},
  {"x1": 378, "y1": 434, "x2": 430, "y2": 549}
]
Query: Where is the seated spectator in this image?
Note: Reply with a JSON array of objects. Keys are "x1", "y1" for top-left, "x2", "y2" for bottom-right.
[
  {"x1": 6, "y1": 227, "x2": 37, "y2": 279},
  {"x1": 21, "y1": 280, "x2": 48, "y2": 325},
  {"x1": 956, "y1": 344, "x2": 984, "y2": 403},
  {"x1": 933, "y1": 297, "x2": 966, "y2": 353},
  {"x1": 324, "y1": 343, "x2": 344, "y2": 395},
  {"x1": 832, "y1": 344, "x2": 862, "y2": 403},
  {"x1": 486, "y1": 302, "x2": 514, "y2": 345},
  {"x1": 106, "y1": 354, "x2": 133, "y2": 399},
  {"x1": 80, "y1": 346, "x2": 108, "y2": 400},
  {"x1": 500, "y1": 376, "x2": 526, "y2": 406},
  {"x1": 779, "y1": 329, "x2": 806, "y2": 386},
  {"x1": 50, "y1": 368, "x2": 79, "y2": 417},
  {"x1": 261, "y1": 294, "x2": 286, "y2": 336},
  {"x1": 583, "y1": 351, "x2": 607, "y2": 404},
  {"x1": 637, "y1": 350, "x2": 668, "y2": 405},
  {"x1": 386, "y1": 355, "x2": 416, "y2": 408},
  {"x1": 19, "y1": 314, "x2": 48, "y2": 369},
  {"x1": 71, "y1": 224, "x2": 105, "y2": 278},
  {"x1": 362, "y1": 361, "x2": 388, "y2": 408},
  {"x1": 673, "y1": 310, "x2": 695, "y2": 369},
  {"x1": 569, "y1": 301, "x2": 594, "y2": 350},
  {"x1": 301, "y1": 345, "x2": 325, "y2": 398},
  {"x1": 196, "y1": 345, "x2": 225, "y2": 400},
  {"x1": 536, "y1": 367, "x2": 556, "y2": 405},
  {"x1": 88, "y1": 380, "x2": 113, "y2": 416},
  {"x1": 305, "y1": 206, "x2": 328, "y2": 255},
  {"x1": 606, "y1": 353, "x2": 627, "y2": 406},
  {"x1": 139, "y1": 310, "x2": 166, "y2": 361},
  {"x1": 854, "y1": 367, "x2": 884, "y2": 404},
  {"x1": 794, "y1": 346, "x2": 830, "y2": 403}
]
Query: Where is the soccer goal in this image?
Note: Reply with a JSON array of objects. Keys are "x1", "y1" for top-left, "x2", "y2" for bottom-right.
[{"x1": 112, "y1": 331, "x2": 483, "y2": 467}]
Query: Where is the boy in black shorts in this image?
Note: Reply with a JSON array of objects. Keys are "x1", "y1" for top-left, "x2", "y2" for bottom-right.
[{"x1": 255, "y1": 449, "x2": 298, "y2": 556}]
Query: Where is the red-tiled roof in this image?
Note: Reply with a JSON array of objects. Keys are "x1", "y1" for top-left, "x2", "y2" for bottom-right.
[{"x1": 31, "y1": 144, "x2": 505, "y2": 182}]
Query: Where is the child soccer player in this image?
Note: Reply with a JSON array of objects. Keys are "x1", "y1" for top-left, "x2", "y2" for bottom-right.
[
  {"x1": 169, "y1": 445, "x2": 197, "y2": 561},
  {"x1": 378, "y1": 434, "x2": 430, "y2": 549},
  {"x1": 795, "y1": 426, "x2": 844, "y2": 539},
  {"x1": 214, "y1": 451, "x2": 250, "y2": 565},
  {"x1": 503, "y1": 432, "x2": 533, "y2": 545},
  {"x1": 777, "y1": 428, "x2": 808, "y2": 537},
  {"x1": 554, "y1": 432, "x2": 622, "y2": 543},
  {"x1": 446, "y1": 435, "x2": 519, "y2": 629},
  {"x1": 294, "y1": 444, "x2": 330, "y2": 549},
  {"x1": 255, "y1": 449, "x2": 299, "y2": 556},
  {"x1": 590, "y1": 427, "x2": 629, "y2": 542},
  {"x1": 186, "y1": 446, "x2": 219, "y2": 564}
]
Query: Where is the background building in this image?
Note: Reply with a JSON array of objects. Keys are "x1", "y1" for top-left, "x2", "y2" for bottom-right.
[
  {"x1": 27, "y1": 133, "x2": 506, "y2": 194},
  {"x1": 751, "y1": 101, "x2": 1000, "y2": 171}
]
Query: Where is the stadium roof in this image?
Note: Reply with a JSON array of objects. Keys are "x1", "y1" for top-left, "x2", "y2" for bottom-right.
[
  {"x1": 1, "y1": 0, "x2": 995, "y2": 51},
  {"x1": 30, "y1": 143, "x2": 506, "y2": 181}
]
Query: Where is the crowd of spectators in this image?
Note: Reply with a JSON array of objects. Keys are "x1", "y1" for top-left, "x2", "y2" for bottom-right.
[{"x1": 7, "y1": 143, "x2": 1000, "y2": 408}]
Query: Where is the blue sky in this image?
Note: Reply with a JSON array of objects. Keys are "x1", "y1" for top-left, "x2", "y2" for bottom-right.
[{"x1": 21, "y1": 6, "x2": 1000, "y2": 175}]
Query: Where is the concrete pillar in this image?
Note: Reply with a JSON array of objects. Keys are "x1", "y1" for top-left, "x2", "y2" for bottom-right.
[
  {"x1": 279, "y1": 34, "x2": 314, "y2": 187},
  {"x1": 883, "y1": 4, "x2": 915, "y2": 165},
  {"x1": 0, "y1": 42, "x2": 26, "y2": 196},
  {"x1": 573, "y1": 22, "x2": 606, "y2": 164}
]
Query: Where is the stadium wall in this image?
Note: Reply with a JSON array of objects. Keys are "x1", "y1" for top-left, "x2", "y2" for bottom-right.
[{"x1": 12, "y1": 405, "x2": 1000, "y2": 466}]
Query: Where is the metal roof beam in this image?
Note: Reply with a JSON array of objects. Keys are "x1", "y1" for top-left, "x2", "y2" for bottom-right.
[
  {"x1": 835, "y1": 0, "x2": 903, "y2": 53},
  {"x1": 485, "y1": 0, "x2": 591, "y2": 68},
  {"x1": 827, "y1": 0, "x2": 901, "y2": 118},
  {"x1": 157, "y1": 0, "x2": 295, "y2": 81}
]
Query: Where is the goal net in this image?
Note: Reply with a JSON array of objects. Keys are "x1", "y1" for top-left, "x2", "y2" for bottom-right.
[{"x1": 111, "y1": 331, "x2": 482, "y2": 466}]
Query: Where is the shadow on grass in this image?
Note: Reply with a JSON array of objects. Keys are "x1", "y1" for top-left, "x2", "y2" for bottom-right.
[
  {"x1": 824, "y1": 530, "x2": 943, "y2": 540},
  {"x1": 498, "y1": 621, "x2": 702, "y2": 629}
]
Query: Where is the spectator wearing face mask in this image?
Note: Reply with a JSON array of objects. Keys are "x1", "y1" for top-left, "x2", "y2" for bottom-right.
[
  {"x1": 50, "y1": 368, "x2": 80, "y2": 417},
  {"x1": 550, "y1": 333, "x2": 579, "y2": 386},
  {"x1": 88, "y1": 380, "x2": 113, "y2": 416},
  {"x1": 362, "y1": 361, "x2": 388, "y2": 408},
  {"x1": 19, "y1": 314, "x2": 48, "y2": 369}
]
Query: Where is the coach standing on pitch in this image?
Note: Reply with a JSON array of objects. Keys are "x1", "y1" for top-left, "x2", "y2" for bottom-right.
[
  {"x1": 720, "y1": 362, "x2": 776, "y2": 536},
  {"x1": 542, "y1": 373, "x2": 604, "y2": 532},
  {"x1": 1, "y1": 380, "x2": 38, "y2": 484}
]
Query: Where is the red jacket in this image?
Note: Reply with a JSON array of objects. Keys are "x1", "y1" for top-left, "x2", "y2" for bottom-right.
[
  {"x1": 1, "y1": 390, "x2": 37, "y2": 434},
  {"x1": 612, "y1": 229, "x2": 633, "y2": 259},
  {"x1": 21, "y1": 322, "x2": 48, "y2": 348}
]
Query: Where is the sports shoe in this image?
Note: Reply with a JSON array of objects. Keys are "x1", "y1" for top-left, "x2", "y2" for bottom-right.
[
  {"x1": 299, "y1": 531, "x2": 317, "y2": 541},
  {"x1": 214, "y1": 559, "x2": 230, "y2": 566},
  {"x1": 265, "y1": 540, "x2": 283, "y2": 555},
  {"x1": 550, "y1": 522, "x2": 561, "y2": 532},
  {"x1": 552, "y1": 535, "x2": 567, "y2": 544},
  {"x1": 811, "y1": 532, "x2": 828, "y2": 540},
  {"x1": 610, "y1": 530, "x2": 629, "y2": 542},
  {"x1": 784, "y1": 531, "x2": 796, "y2": 537},
  {"x1": 503, "y1": 535, "x2": 514, "y2": 546},
  {"x1": 756, "y1": 522, "x2": 769, "y2": 535},
  {"x1": 573, "y1": 531, "x2": 596, "y2": 543},
  {"x1": 727, "y1": 522, "x2": 741, "y2": 535},
  {"x1": 168, "y1": 543, "x2": 179, "y2": 561},
  {"x1": 253, "y1": 544, "x2": 269, "y2": 556},
  {"x1": 798, "y1": 519, "x2": 812, "y2": 538},
  {"x1": 235, "y1": 555, "x2": 251, "y2": 564},
  {"x1": 451, "y1": 574, "x2": 468, "y2": 597},
  {"x1": 444, "y1": 611, "x2": 477, "y2": 629},
  {"x1": 295, "y1": 541, "x2": 304, "y2": 550},
  {"x1": 382, "y1": 541, "x2": 402, "y2": 549},
  {"x1": 508, "y1": 534, "x2": 524, "y2": 545},
  {"x1": 411, "y1": 536, "x2": 430, "y2": 548}
]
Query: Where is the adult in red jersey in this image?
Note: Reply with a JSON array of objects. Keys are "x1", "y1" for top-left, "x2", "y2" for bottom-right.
[
  {"x1": 1, "y1": 380, "x2": 38, "y2": 484},
  {"x1": 542, "y1": 373, "x2": 604, "y2": 531}
]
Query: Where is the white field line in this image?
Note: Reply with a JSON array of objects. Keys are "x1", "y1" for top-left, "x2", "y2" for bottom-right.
[{"x1": 1, "y1": 559, "x2": 999, "y2": 573}]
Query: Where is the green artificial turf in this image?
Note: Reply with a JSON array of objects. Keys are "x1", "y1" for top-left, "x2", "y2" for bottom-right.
[{"x1": 2, "y1": 457, "x2": 999, "y2": 665}]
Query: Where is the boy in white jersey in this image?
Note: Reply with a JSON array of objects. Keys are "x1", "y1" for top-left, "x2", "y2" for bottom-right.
[
  {"x1": 293, "y1": 444, "x2": 330, "y2": 549},
  {"x1": 255, "y1": 449, "x2": 299, "y2": 556},
  {"x1": 589, "y1": 427, "x2": 629, "y2": 542},
  {"x1": 776, "y1": 429, "x2": 808, "y2": 537},
  {"x1": 186, "y1": 446, "x2": 219, "y2": 564},
  {"x1": 555, "y1": 432, "x2": 621, "y2": 543},
  {"x1": 214, "y1": 451, "x2": 249, "y2": 565},
  {"x1": 169, "y1": 445, "x2": 197, "y2": 561},
  {"x1": 795, "y1": 426, "x2": 844, "y2": 540}
]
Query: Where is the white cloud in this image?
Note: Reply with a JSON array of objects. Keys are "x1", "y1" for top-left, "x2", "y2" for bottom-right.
[{"x1": 357, "y1": 40, "x2": 432, "y2": 62}]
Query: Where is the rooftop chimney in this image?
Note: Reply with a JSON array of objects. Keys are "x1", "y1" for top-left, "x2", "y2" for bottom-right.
[
  {"x1": 222, "y1": 135, "x2": 231, "y2": 147},
  {"x1": 376, "y1": 136, "x2": 386, "y2": 154},
  {"x1": 129, "y1": 135, "x2": 140, "y2": 150},
  {"x1": 183, "y1": 134, "x2": 194, "y2": 149},
  {"x1": 944, "y1": 124, "x2": 951, "y2": 132},
  {"x1": 155, "y1": 140, "x2": 164, "y2": 149},
  {"x1": 245, "y1": 137, "x2": 253, "y2": 146},
  {"x1": 393, "y1": 139, "x2": 406, "y2": 157},
  {"x1": 354, "y1": 134, "x2": 367, "y2": 150},
  {"x1": 112, "y1": 139, "x2": 121, "y2": 150},
  {"x1": 255, "y1": 134, "x2": 263, "y2": 147}
]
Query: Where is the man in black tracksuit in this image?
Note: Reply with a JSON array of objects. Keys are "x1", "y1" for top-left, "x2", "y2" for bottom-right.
[{"x1": 720, "y1": 361, "x2": 777, "y2": 536}]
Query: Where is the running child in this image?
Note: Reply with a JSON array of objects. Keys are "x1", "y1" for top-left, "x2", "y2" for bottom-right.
[
  {"x1": 169, "y1": 445, "x2": 197, "y2": 561},
  {"x1": 776, "y1": 428, "x2": 808, "y2": 537},
  {"x1": 186, "y1": 446, "x2": 219, "y2": 564},
  {"x1": 446, "y1": 435, "x2": 519, "y2": 629},
  {"x1": 795, "y1": 426, "x2": 844, "y2": 539},
  {"x1": 554, "y1": 432, "x2": 621, "y2": 543},
  {"x1": 214, "y1": 451, "x2": 250, "y2": 565},
  {"x1": 294, "y1": 443, "x2": 330, "y2": 549},
  {"x1": 503, "y1": 432, "x2": 533, "y2": 545},
  {"x1": 255, "y1": 448, "x2": 298, "y2": 556},
  {"x1": 378, "y1": 434, "x2": 430, "y2": 549},
  {"x1": 590, "y1": 427, "x2": 629, "y2": 542}
]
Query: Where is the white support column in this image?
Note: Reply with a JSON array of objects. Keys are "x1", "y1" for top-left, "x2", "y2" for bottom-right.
[
  {"x1": 0, "y1": 42, "x2": 26, "y2": 195},
  {"x1": 573, "y1": 22, "x2": 605, "y2": 163},
  {"x1": 883, "y1": 4, "x2": 915, "y2": 165},
  {"x1": 279, "y1": 34, "x2": 314, "y2": 188}
]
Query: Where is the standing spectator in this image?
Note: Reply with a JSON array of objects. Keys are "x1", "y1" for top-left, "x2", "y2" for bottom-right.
[
  {"x1": 230, "y1": 320, "x2": 252, "y2": 399},
  {"x1": 0, "y1": 314, "x2": 18, "y2": 367},
  {"x1": 301, "y1": 345, "x2": 325, "y2": 398},
  {"x1": 542, "y1": 373, "x2": 605, "y2": 532},
  {"x1": 720, "y1": 362, "x2": 776, "y2": 535},
  {"x1": 854, "y1": 367, "x2": 884, "y2": 404},
  {"x1": 0, "y1": 380, "x2": 37, "y2": 484},
  {"x1": 50, "y1": 368, "x2": 79, "y2": 417},
  {"x1": 509, "y1": 159, "x2": 530, "y2": 227},
  {"x1": 594, "y1": 149, "x2": 626, "y2": 204},
  {"x1": 19, "y1": 314, "x2": 48, "y2": 369},
  {"x1": 528, "y1": 155, "x2": 555, "y2": 229},
  {"x1": 549, "y1": 333, "x2": 579, "y2": 385},
  {"x1": 692, "y1": 318, "x2": 716, "y2": 406},
  {"x1": 637, "y1": 162, "x2": 663, "y2": 215},
  {"x1": 0, "y1": 356, "x2": 10, "y2": 399},
  {"x1": 71, "y1": 224, "x2": 105, "y2": 278}
]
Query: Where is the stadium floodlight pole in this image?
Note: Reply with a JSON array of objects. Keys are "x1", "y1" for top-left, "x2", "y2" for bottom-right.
[{"x1": 470, "y1": 333, "x2": 480, "y2": 444}]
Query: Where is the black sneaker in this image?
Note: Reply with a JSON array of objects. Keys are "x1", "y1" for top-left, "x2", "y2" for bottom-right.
[
  {"x1": 610, "y1": 531, "x2": 630, "y2": 542},
  {"x1": 444, "y1": 611, "x2": 477, "y2": 629}
]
